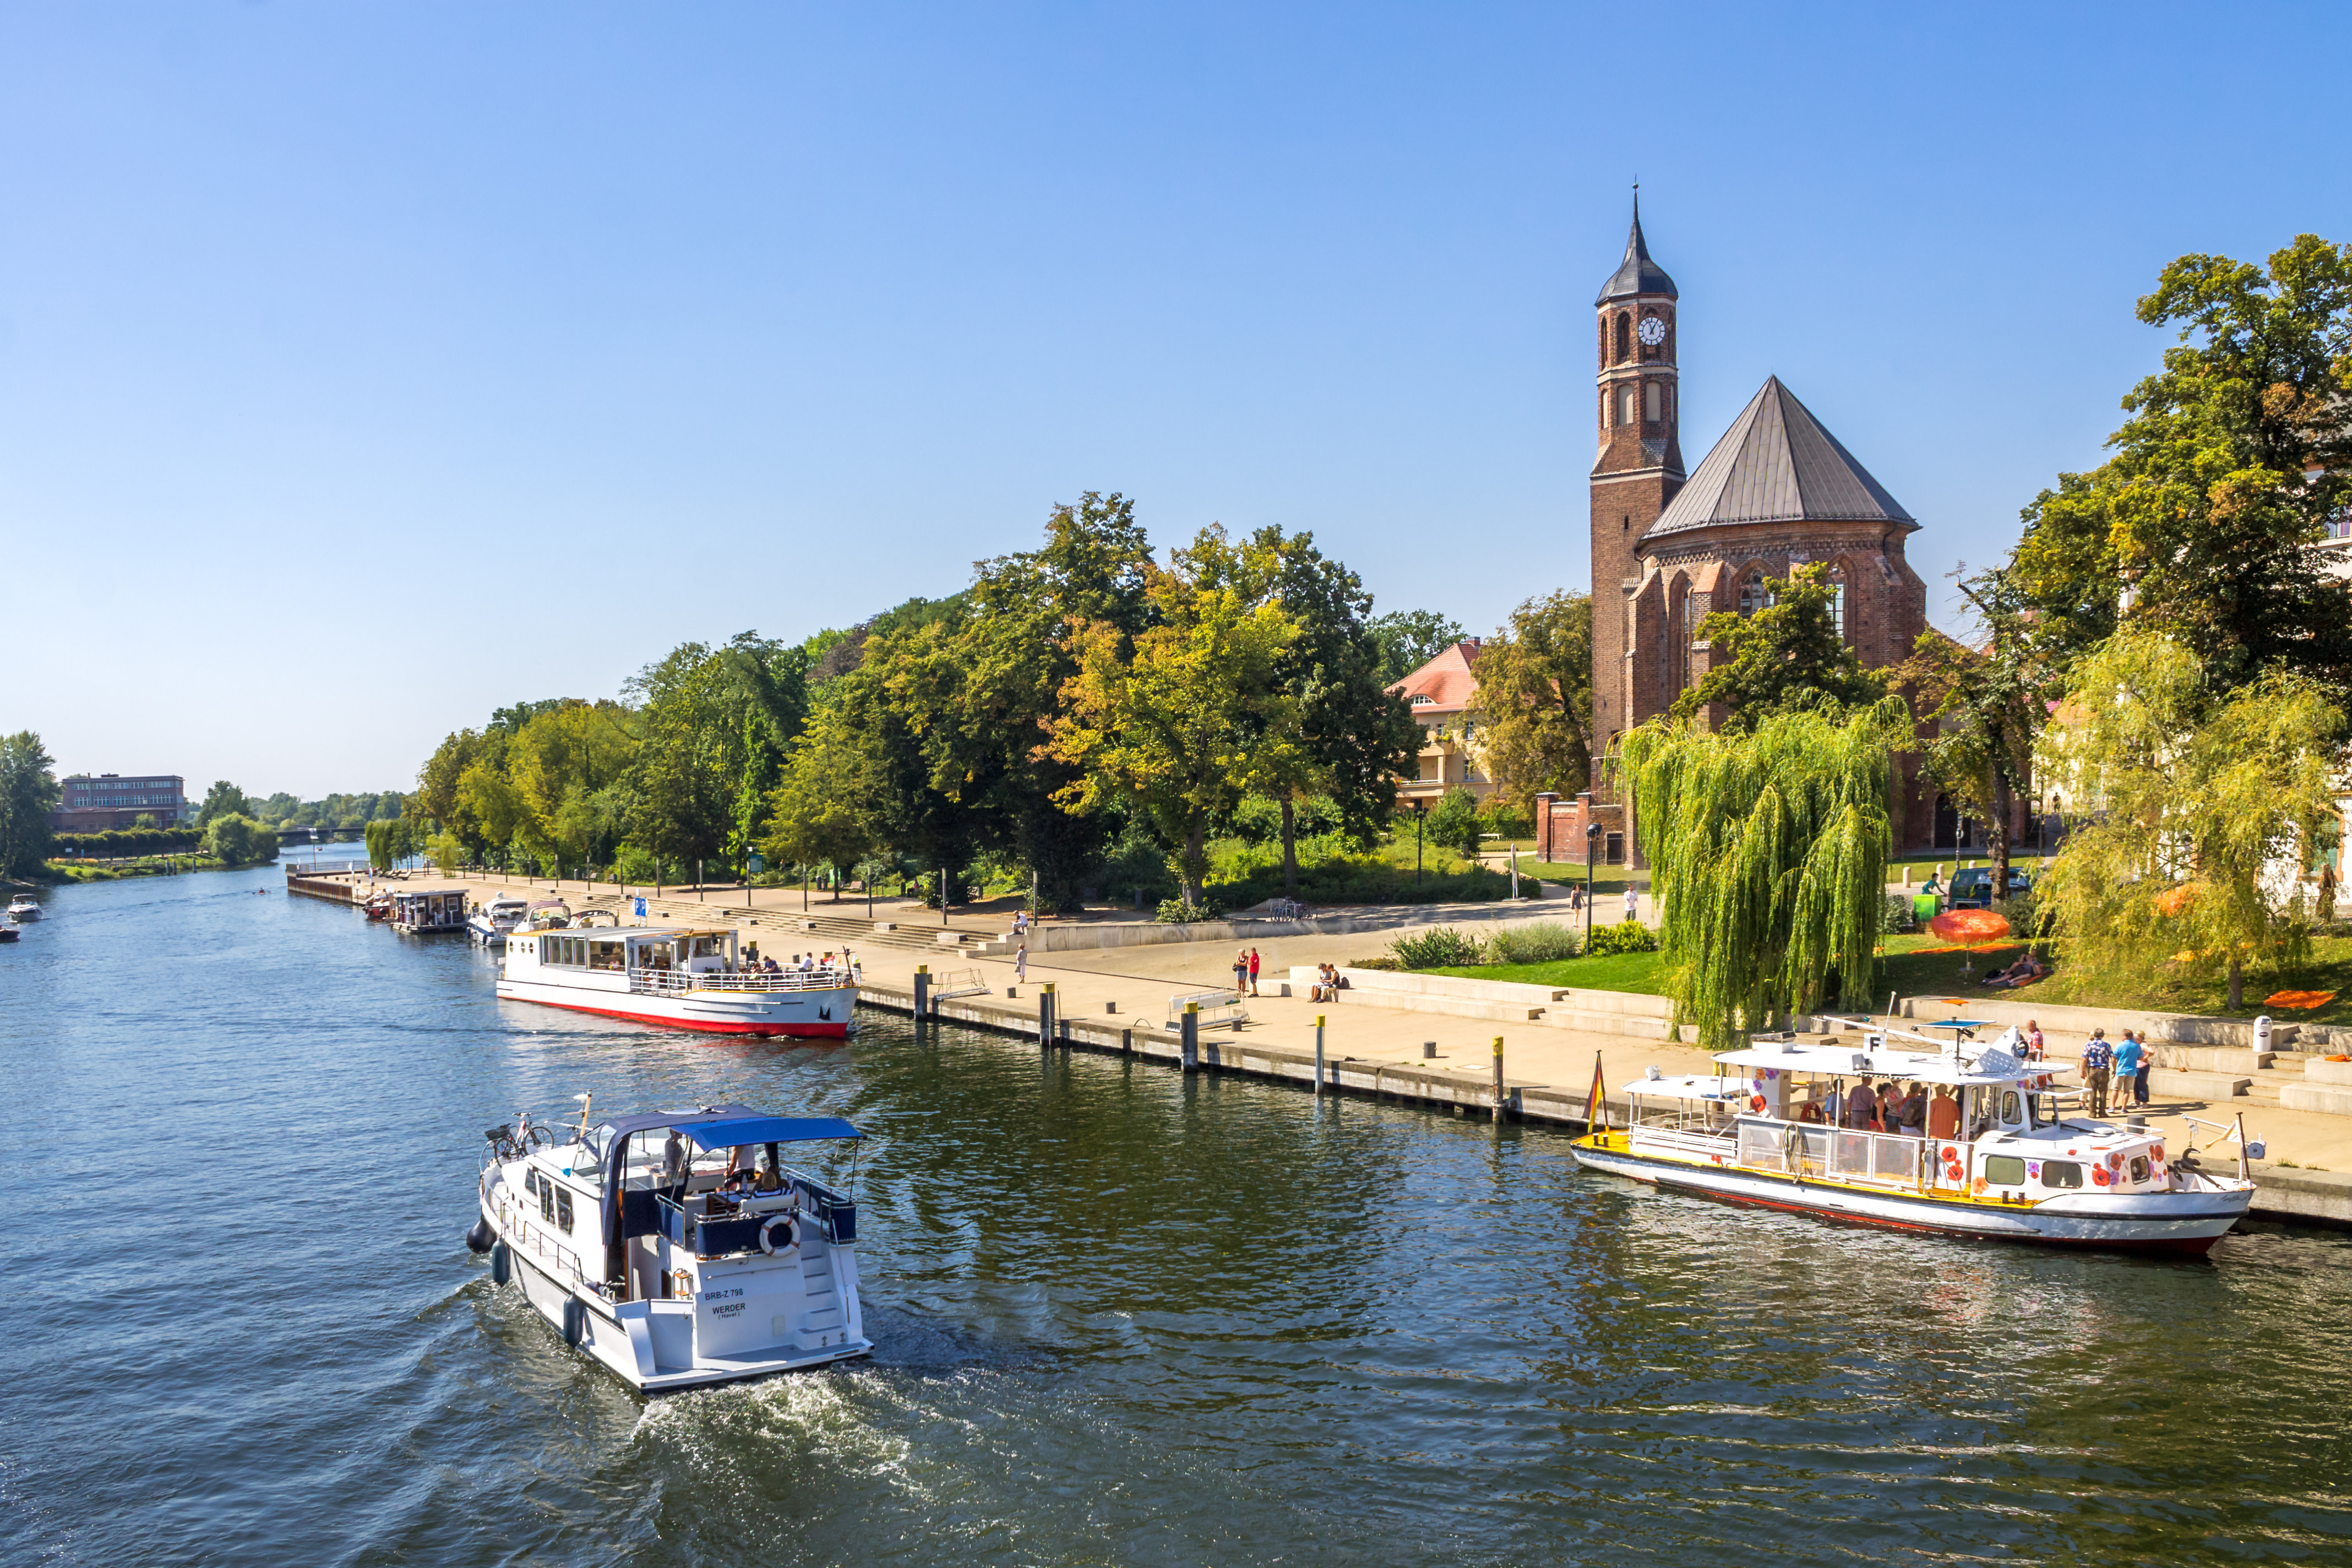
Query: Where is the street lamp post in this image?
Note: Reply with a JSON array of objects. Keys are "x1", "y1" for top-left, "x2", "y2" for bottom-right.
[{"x1": 1412, "y1": 800, "x2": 1427, "y2": 885}]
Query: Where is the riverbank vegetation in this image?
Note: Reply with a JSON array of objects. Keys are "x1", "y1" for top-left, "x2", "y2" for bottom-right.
[{"x1": 398, "y1": 495, "x2": 1476, "y2": 915}]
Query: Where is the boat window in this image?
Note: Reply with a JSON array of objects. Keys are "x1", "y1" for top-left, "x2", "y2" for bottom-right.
[
  {"x1": 2040, "y1": 1159, "x2": 2083, "y2": 1188},
  {"x1": 556, "y1": 1188, "x2": 574, "y2": 1232},
  {"x1": 589, "y1": 939, "x2": 625, "y2": 971},
  {"x1": 540, "y1": 1179, "x2": 556, "y2": 1222},
  {"x1": 524, "y1": 1168, "x2": 539, "y2": 1198},
  {"x1": 2129, "y1": 1155, "x2": 2152, "y2": 1184},
  {"x1": 2030, "y1": 1093, "x2": 2061, "y2": 1128},
  {"x1": 1999, "y1": 1091, "x2": 2023, "y2": 1126},
  {"x1": 1982, "y1": 1154, "x2": 2028, "y2": 1186}
]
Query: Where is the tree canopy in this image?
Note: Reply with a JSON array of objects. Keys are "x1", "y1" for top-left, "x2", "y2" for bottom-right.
[
  {"x1": 1369, "y1": 608, "x2": 1467, "y2": 685},
  {"x1": 2010, "y1": 234, "x2": 2352, "y2": 696},
  {"x1": 1, "y1": 732, "x2": 60, "y2": 881},
  {"x1": 2038, "y1": 630, "x2": 2340, "y2": 1011},
  {"x1": 1472, "y1": 590, "x2": 1594, "y2": 807},
  {"x1": 1669, "y1": 563, "x2": 1886, "y2": 732}
]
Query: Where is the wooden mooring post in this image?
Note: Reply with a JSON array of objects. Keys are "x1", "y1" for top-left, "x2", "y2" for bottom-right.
[
  {"x1": 913, "y1": 965, "x2": 929, "y2": 1031},
  {"x1": 1039, "y1": 983, "x2": 1056, "y2": 1048},
  {"x1": 1493, "y1": 1035, "x2": 1506, "y2": 1120},
  {"x1": 1180, "y1": 1002, "x2": 1199, "y2": 1071},
  {"x1": 1314, "y1": 1014, "x2": 1326, "y2": 1097}
]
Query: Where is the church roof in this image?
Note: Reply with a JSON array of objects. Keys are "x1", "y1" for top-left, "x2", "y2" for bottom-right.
[
  {"x1": 1643, "y1": 377, "x2": 1914, "y2": 539},
  {"x1": 1594, "y1": 199, "x2": 1677, "y2": 304}
]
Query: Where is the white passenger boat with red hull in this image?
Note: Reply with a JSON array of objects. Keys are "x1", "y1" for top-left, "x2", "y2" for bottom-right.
[
  {"x1": 468, "y1": 1102, "x2": 870, "y2": 1391},
  {"x1": 1570, "y1": 1027, "x2": 2257, "y2": 1255},
  {"x1": 498, "y1": 923, "x2": 854, "y2": 1038}
]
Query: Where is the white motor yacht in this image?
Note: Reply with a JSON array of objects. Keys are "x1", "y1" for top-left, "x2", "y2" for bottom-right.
[
  {"x1": 7, "y1": 895, "x2": 41, "y2": 923},
  {"x1": 467, "y1": 894, "x2": 530, "y2": 946},
  {"x1": 467, "y1": 1101, "x2": 871, "y2": 1391}
]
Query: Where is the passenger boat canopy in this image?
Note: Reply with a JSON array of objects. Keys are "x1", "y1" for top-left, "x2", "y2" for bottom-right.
[{"x1": 582, "y1": 1103, "x2": 861, "y2": 1248}]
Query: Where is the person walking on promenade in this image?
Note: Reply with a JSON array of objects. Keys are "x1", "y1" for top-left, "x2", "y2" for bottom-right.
[
  {"x1": 1247, "y1": 947, "x2": 1261, "y2": 997},
  {"x1": 2081, "y1": 1030, "x2": 2115, "y2": 1118},
  {"x1": 1015, "y1": 944, "x2": 1028, "y2": 986},
  {"x1": 1233, "y1": 948, "x2": 1249, "y2": 998},
  {"x1": 2121, "y1": 1030, "x2": 2153, "y2": 1107},
  {"x1": 1623, "y1": 885, "x2": 1639, "y2": 925}
]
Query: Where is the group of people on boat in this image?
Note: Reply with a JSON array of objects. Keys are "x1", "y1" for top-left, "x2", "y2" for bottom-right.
[
  {"x1": 657, "y1": 1131, "x2": 794, "y2": 1215},
  {"x1": 1793, "y1": 1076, "x2": 1972, "y2": 1139}
]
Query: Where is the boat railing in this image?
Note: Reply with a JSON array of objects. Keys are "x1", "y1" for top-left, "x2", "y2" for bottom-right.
[
  {"x1": 627, "y1": 967, "x2": 852, "y2": 996},
  {"x1": 1736, "y1": 1118, "x2": 1951, "y2": 1190}
]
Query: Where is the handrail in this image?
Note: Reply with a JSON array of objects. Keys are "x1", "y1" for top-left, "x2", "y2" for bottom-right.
[{"x1": 625, "y1": 967, "x2": 853, "y2": 995}]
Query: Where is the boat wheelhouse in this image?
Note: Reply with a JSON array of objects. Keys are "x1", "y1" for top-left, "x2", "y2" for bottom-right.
[
  {"x1": 390, "y1": 888, "x2": 469, "y2": 934},
  {"x1": 498, "y1": 923, "x2": 855, "y2": 1038},
  {"x1": 469, "y1": 1101, "x2": 870, "y2": 1391},
  {"x1": 1569, "y1": 1026, "x2": 2256, "y2": 1255},
  {"x1": 467, "y1": 894, "x2": 530, "y2": 946}
]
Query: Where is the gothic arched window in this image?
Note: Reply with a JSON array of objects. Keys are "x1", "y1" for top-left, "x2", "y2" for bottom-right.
[
  {"x1": 1620, "y1": 387, "x2": 1636, "y2": 426},
  {"x1": 1645, "y1": 382, "x2": 1662, "y2": 422},
  {"x1": 1615, "y1": 314, "x2": 1631, "y2": 362},
  {"x1": 1738, "y1": 571, "x2": 1771, "y2": 614},
  {"x1": 1681, "y1": 589, "x2": 1707, "y2": 690},
  {"x1": 1828, "y1": 565, "x2": 1849, "y2": 640}
]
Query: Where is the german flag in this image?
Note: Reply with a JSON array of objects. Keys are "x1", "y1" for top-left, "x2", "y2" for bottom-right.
[{"x1": 1583, "y1": 1050, "x2": 1606, "y2": 1130}]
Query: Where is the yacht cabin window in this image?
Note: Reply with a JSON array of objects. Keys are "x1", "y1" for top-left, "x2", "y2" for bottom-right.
[
  {"x1": 1983, "y1": 1155, "x2": 2028, "y2": 1186},
  {"x1": 2040, "y1": 1159, "x2": 2083, "y2": 1188}
]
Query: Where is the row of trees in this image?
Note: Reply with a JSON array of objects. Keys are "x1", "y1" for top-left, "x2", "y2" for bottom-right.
[
  {"x1": 1630, "y1": 232, "x2": 2352, "y2": 1035},
  {"x1": 404, "y1": 496, "x2": 1484, "y2": 912}
]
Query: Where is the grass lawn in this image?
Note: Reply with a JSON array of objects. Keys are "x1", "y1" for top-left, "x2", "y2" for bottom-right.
[
  {"x1": 1509, "y1": 863, "x2": 1648, "y2": 894},
  {"x1": 1420, "y1": 950, "x2": 1670, "y2": 995}
]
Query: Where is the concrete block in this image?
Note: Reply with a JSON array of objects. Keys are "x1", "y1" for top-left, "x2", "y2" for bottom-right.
[
  {"x1": 2146, "y1": 1068, "x2": 2251, "y2": 1099},
  {"x1": 2151, "y1": 1046, "x2": 2271, "y2": 1074},
  {"x1": 2302, "y1": 1058, "x2": 2352, "y2": 1085},
  {"x1": 2282, "y1": 1082, "x2": 2352, "y2": 1116}
]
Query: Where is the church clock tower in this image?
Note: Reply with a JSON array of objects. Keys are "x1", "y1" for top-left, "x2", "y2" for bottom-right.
[{"x1": 1588, "y1": 198, "x2": 1683, "y2": 763}]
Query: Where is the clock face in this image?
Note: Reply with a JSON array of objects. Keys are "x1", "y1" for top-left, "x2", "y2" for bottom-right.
[{"x1": 1637, "y1": 316, "x2": 1667, "y2": 347}]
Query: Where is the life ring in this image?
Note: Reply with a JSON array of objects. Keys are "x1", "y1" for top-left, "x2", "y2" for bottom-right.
[{"x1": 759, "y1": 1215, "x2": 797, "y2": 1256}]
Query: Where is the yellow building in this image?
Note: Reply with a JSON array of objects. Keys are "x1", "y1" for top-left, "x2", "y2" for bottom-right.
[{"x1": 1387, "y1": 640, "x2": 1499, "y2": 809}]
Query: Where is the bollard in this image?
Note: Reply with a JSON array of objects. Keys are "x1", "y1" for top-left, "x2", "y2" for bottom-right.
[
  {"x1": 914, "y1": 965, "x2": 929, "y2": 1026},
  {"x1": 1039, "y1": 983, "x2": 1055, "y2": 1048},
  {"x1": 1181, "y1": 1002, "x2": 1199, "y2": 1072},
  {"x1": 1423, "y1": 1041, "x2": 1438, "y2": 1059},
  {"x1": 1493, "y1": 1036, "x2": 1505, "y2": 1119},
  {"x1": 1315, "y1": 1014, "x2": 1326, "y2": 1096}
]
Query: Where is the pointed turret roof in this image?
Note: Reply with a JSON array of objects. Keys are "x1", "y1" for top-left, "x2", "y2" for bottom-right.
[
  {"x1": 1594, "y1": 197, "x2": 1678, "y2": 304},
  {"x1": 1644, "y1": 377, "x2": 1914, "y2": 539}
]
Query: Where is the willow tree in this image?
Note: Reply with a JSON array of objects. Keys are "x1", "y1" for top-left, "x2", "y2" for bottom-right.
[
  {"x1": 2037, "y1": 630, "x2": 2339, "y2": 1012},
  {"x1": 1621, "y1": 699, "x2": 1908, "y2": 1047}
]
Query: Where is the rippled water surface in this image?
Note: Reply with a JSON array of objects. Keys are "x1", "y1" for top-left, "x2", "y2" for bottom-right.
[{"x1": 6, "y1": 868, "x2": 2352, "y2": 1565}]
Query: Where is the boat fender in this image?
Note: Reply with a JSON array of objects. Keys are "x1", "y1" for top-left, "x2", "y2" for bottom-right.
[
  {"x1": 491, "y1": 1240, "x2": 511, "y2": 1286},
  {"x1": 759, "y1": 1215, "x2": 797, "y2": 1256},
  {"x1": 465, "y1": 1217, "x2": 496, "y2": 1254}
]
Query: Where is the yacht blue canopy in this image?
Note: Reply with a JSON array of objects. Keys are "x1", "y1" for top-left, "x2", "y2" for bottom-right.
[{"x1": 680, "y1": 1116, "x2": 861, "y2": 1150}]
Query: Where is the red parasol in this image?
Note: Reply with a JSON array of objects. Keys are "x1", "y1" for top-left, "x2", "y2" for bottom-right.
[{"x1": 1926, "y1": 907, "x2": 2011, "y2": 945}]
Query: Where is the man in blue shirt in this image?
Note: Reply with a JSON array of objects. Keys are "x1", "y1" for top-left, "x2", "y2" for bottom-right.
[
  {"x1": 2081, "y1": 1030, "x2": 2116, "y2": 1117},
  {"x1": 2114, "y1": 1030, "x2": 2150, "y2": 1107}
]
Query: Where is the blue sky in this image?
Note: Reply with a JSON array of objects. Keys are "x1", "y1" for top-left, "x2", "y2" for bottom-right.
[{"x1": 7, "y1": 2, "x2": 2348, "y2": 797}]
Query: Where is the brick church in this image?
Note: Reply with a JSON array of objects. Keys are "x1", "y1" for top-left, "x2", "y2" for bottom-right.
[{"x1": 1538, "y1": 203, "x2": 1936, "y2": 863}]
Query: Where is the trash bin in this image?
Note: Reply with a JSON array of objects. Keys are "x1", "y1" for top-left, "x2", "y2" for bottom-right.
[{"x1": 2254, "y1": 1015, "x2": 2273, "y2": 1050}]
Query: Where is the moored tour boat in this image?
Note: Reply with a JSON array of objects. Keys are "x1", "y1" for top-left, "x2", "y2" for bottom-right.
[
  {"x1": 390, "y1": 888, "x2": 469, "y2": 934},
  {"x1": 7, "y1": 895, "x2": 42, "y2": 923},
  {"x1": 498, "y1": 923, "x2": 856, "y2": 1038},
  {"x1": 1569, "y1": 1025, "x2": 2257, "y2": 1255},
  {"x1": 466, "y1": 1100, "x2": 870, "y2": 1391},
  {"x1": 467, "y1": 894, "x2": 530, "y2": 946}
]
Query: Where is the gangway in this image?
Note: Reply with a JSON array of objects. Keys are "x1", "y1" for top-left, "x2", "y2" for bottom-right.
[{"x1": 932, "y1": 968, "x2": 990, "y2": 1002}]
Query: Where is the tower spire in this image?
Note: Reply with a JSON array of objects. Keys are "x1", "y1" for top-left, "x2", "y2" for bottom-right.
[{"x1": 1596, "y1": 192, "x2": 1676, "y2": 304}]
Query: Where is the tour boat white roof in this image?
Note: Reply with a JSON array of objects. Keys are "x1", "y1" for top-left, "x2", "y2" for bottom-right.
[
  {"x1": 1627, "y1": 1073, "x2": 1742, "y2": 1102},
  {"x1": 1710, "y1": 1038, "x2": 2049, "y2": 1088}
]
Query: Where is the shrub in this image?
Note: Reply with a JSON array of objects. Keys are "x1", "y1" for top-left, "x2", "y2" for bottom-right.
[
  {"x1": 1349, "y1": 955, "x2": 1403, "y2": 971},
  {"x1": 1585, "y1": 919, "x2": 1657, "y2": 956},
  {"x1": 1391, "y1": 926, "x2": 1489, "y2": 968},
  {"x1": 1489, "y1": 921, "x2": 1582, "y2": 964},
  {"x1": 201, "y1": 813, "x2": 280, "y2": 867},
  {"x1": 1882, "y1": 892, "x2": 1917, "y2": 934},
  {"x1": 1157, "y1": 894, "x2": 1229, "y2": 924}
]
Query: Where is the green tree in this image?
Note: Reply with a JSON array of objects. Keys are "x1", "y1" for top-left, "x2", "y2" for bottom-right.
[
  {"x1": 1369, "y1": 608, "x2": 1467, "y2": 684},
  {"x1": 1425, "y1": 785, "x2": 1484, "y2": 860},
  {"x1": 1472, "y1": 590, "x2": 1594, "y2": 807},
  {"x1": 2011, "y1": 234, "x2": 2352, "y2": 695},
  {"x1": 202, "y1": 813, "x2": 280, "y2": 868},
  {"x1": 195, "y1": 780, "x2": 250, "y2": 827},
  {"x1": 1623, "y1": 701, "x2": 1909, "y2": 1046},
  {"x1": 1897, "y1": 569, "x2": 2046, "y2": 902},
  {"x1": 1184, "y1": 524, "x2": 1419, "y2": 893},
  {"x1": 1050, "y1": 552, "x2": 1305, "y2": 907},
  {"x1": 2038, "y1": 630, "x2": 2339, "y2": 1012},
  {"x1": 0, "y1": 732, "x2": 61, "y2": 880},
  {"x1": 1669, "y1": 563, "x2": 1886, "y2": 732},
  {"x1": 760, "y1": 710, "x2": 877, "y2": 897}
]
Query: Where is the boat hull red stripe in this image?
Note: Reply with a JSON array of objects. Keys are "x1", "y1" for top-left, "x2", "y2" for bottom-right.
[{"x1": 503, "y1": 994, "x2": 850, "y2": 1040}]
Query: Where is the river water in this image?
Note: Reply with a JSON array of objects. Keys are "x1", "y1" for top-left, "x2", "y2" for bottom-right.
[{"x1": 6, "y1": 868, "x2": 2351, "y2": 1565}]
